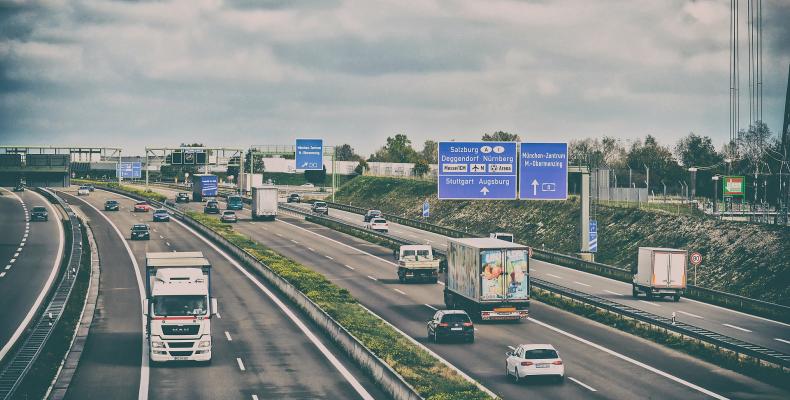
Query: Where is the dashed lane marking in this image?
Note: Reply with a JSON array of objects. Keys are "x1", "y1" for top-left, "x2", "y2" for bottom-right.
[
  {"x1": 424, "y1": 304, "x2": 437, "y2": 311},
  {"x1": 568, "y1": 377, "x2": 597, "y2": 392},
  {"x1": 722, "y1": 323, "x2": 752, "y2": 333}
]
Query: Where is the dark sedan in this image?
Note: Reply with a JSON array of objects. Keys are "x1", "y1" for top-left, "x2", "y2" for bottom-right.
[
  {"x1": 30, "y1": 206, "x2": 49, "y2": 222},
  {"x1": 152, "y1": 209, "x2": 170, "y2": 222},
  {"x1": 104, "y1": 200, "x2": 120, "y2": 211},
  {"x1": 131, "y1": 224, "x2": 150, "y2": 240}
]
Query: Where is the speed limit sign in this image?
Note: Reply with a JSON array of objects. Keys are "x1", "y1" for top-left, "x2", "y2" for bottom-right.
[{"x1": 690, "y1": 252, "x2": 702, "y2": 266}]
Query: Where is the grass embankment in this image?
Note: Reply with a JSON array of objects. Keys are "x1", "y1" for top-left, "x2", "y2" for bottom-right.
[
  {"x1": 263, "y1": 172, "x2": 357, "y2": 187},
  {"x1": 187, "y1": 212, "x2": 492, "y2": 400},
  {"x1": 73, "y1": 179, "x2": 168, "y2": 203},
  {"x1": 11, "y1": 221, "x2": 91, "y2": 400},
  {"x1": 332, "y1": 177, "x2": 790, "y2": 305}
]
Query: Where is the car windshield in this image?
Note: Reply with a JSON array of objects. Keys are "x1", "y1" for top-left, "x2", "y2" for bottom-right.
[
  {"x1": 154, "y1": 210, "x2": 167, "y2": 214},
  {"x1": 32, "y1": 206, "x2": 46, "y2": 212},
  {"x1": 132, "y1": 225, "x2": 148, "y2": 231},
  {"x1": 79, "y1": 186, "x2": 88, "y2": 190},
  {"x1": 106, "y1": 201, "x2": 118, "y2": 205},
  {"x1": 314, "y1": 202, "x2": 326, "y2": 207},
  {"x1": 441, "y1": 314, "x2": 470, "y2": 323},
  {"x1": 403, "y1": 249, "x2": 431, "y2": 258},
  {"x1": 153, "y1": 295, "x2": 207, "y2": 316},
  {"x1": 524, "y1": 349, "x2": 559, "y2": 359},
  {"x1": 369, "y1": 210, "x2": 381, "y2": 215}
]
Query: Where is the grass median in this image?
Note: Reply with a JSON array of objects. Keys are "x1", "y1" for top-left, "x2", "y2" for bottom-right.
[
  {"x1": 187, "y1": 211, "x2": 493, "y2": 400},
  {"x1": 73, "y1": 179, "x2": 168, "y2": 203}
]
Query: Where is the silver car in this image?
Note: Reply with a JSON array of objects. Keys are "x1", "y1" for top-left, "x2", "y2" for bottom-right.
[{"x1": 220, "y1": 210, "x2": 238, "y2": 223}]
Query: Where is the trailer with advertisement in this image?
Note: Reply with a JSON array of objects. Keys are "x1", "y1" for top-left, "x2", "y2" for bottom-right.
[
  {"x1": 191, "y1": 174, "x2": 218, "y2": 202},
  {"x1": 444, "y1": 238, "x2": 530, "y2": 321}
]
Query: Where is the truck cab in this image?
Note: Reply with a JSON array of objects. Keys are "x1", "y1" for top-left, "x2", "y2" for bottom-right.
[
  {"x1": 144, "y1": 252, "x2": 217, "y2": 364},
  {"x1": 397, "y1": 245, "x2": 440, "y2": 283},
  {"x1": 226, "y1": 195, "x2": 244, "y2": 210}
]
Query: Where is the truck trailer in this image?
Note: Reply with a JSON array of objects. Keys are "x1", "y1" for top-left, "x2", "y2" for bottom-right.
[
  {"x1": 396, "y1": 245, "x2": 440, "y2": 283},
  {"x1": 144, "y1": 252, "x2": 218, "y2": 364},
  {"x1": 191, "y1": 174, "x2": 218, "y2": 202},
  {"x1": 444, "y1": 238, "x2": 530, "y2": 321},
  {"x1": 251, "y1": 186, "x2": 278, "y2": 220},
  {"x1": 632, "y1": 247, "x2": 687, "y2": 301}
]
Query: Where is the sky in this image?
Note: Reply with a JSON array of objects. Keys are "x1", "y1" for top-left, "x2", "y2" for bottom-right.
[{"x1": 1, "y1": 0, "x2": 789, "y2": 157}]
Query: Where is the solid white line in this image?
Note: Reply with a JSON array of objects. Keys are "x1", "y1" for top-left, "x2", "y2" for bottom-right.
[
  {"x1": 568, "y1": 377, "x2": 597, "y2": 392},
  {"x1": 722, "y1": 323, "x2": 752, "y2": 333},
  {"x1": 639, "y1": 300, "x2": 662, "y2": 307},
  {"x1": 546, "y1": 273, "x2": 563, "y2": 279},
  {"x1": 367, "y1": 275, "x2": 378, "y2": 281},
  {"x1": 0, "y1": 189, "x2": 65, "y2": 365},
  {"x1": 529, "y1": 318, "x2": 729, "y2": 400},
  {"x1": 774, "y1": 338, "x2": 790, "y2": 345},
  {"x1": 424, "y1": 304, "x2": 438, "y2": 311},
  {"x1": 236, "y1": 357, "x2": 246, "y2": 371},
  {"x1": 325, "y1": 255, "x2": 334, "y2": 260},
  {"x1": 677, "y1": 310, "x2": 704, "y2": 319},
  {"x1": 604, "y1": 290, "x2": 624, "y2": 296},
  {"x1": 574, "y1": 281, "x2": 591, "y2": 287},
  {"x1": 393, "y1": 288, "x2": 406, "y2": 295},
  {"x1": 344, "y1": 264, "x2": 355, "y2": 270},
  {"x1": 225, "y1": 331, "x2": 233, "y2": 341},
  {"x1": 72, "y1": 190, "x2": 150, "y2": 400}
]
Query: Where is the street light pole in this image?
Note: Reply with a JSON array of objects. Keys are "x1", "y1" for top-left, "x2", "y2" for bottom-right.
[
  {"x1": 712, "y1": 175, "x2": 720, "y2": 215},
  {"x1": 688, "y1": 167, "x2": 698, "y2": 202}
]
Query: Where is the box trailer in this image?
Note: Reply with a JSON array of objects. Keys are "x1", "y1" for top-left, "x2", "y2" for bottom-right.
[
  {"x1": 251, "y1": 186, "x2": 278, "y2": 220},
  {"x1": 632, "y1": 247, "x2": 687, "y2": 301},
  {"x1": 192, "y1": 174, "x2": 218, "y2": 202}
]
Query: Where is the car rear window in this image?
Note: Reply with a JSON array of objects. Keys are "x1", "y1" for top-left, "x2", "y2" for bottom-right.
[
  {"x1": 32, "y1": 206, "x2": 46, "y2": 212},
  {"x1": 441, "y1": 314, "x2": 470, "y2": 323},
  {"x1": 207, "y1": 202, "x2": 218, "y2": 207},
  {"x1": 223, "y1": 211, "x2": 235, "y2": 215},
  {"x1": 524, "y1": 349, "x2": 559, "y2": 359},
  {"x1": 372, "y1": 218, "x2": 386, "y2": 224},
  {"x1": 315, "y1": 202, "x2": 326, "y2": 207},
  {"x1": 133, "y1": 225, "x2": 148, "y2": 231},
  {"x1": 107, "y1": 201, "x2": 118, "y2": 204}
]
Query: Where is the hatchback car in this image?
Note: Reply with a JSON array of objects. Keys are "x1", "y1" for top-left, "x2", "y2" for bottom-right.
[
  {"x1": 287, "y1": 193, "x2": 301, "y2": 203},
  {"x1": 152, "y1": 209, "x2": 170, "y2": 222},
  {"x1": 311, "y1": 201, "x2": 329, "y2": 215},
  {"x1": 87, "y1": 184, "x2": 95, "y2": 192},
  {"x1": 364, "y1": 209, "x2": 382, "y2": 222},
  {"x1": 130, "y1": 224, "x2": 150, "y2": 240},
  {"x1": 176, "y1": 192, "x2": 190, "y2": 203},
  {"x1": 104, "y1": 200, "x2": 120, "y2": 211},
  {"x1": 220, "y1": 210, "x2": 238, "y2": 223},
  {"x1": 505, "y1": 344, "x2": 565, "y2": 383},
  {"x1": 77, "y1": 186, "x2": 90, "y2": 196},
  {"x1": 30, "y1": 206, "x2": 49, "y2": 222},
  {"x1": 133, "y1": 201, "x2": 151, "y2": 212},
  {"x1": 426, "y1": 310, "x2": 474, "y2": 343},
  {"x1": 366, "y1": 218, "x2": 389, "y2": 233},
  {"x1": 204, "y1": 200, "x2": 220, "y2": 214}
]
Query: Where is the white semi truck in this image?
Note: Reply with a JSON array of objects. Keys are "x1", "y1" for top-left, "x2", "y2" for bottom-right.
[
  {"x1": 145, "y1": 252, "x2": 217, "y2": 364},
  {"x1": 632, "y1": 247, "x2": 687, "y2": 301},
  {"x1": 252, "y1": 186, "x2": 278, "y2": 221},
  {"x1": 396, "y1": 245, "x2": 440, "y2": 283},
  {"x1": 444, "y1": 238, "x2": 530, "y2": 321}
]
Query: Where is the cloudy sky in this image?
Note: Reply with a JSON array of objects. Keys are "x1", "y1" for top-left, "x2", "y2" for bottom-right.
[{"x1": 1, "y1": 0, "x2": 789, "y2": 156}]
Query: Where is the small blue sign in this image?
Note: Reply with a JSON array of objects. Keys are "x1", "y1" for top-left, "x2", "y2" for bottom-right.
[
  {"x1": 295, "y1": 139, "x2": 323, "y2": 170},
  {"x1": 422, "y1": 200, "x2": 430, "y2": 218},
  {"x1": 519, "y1": 142, "x2": 568, "y2": 200},
  {"x1": 589, "y1": 220, "x2": 598, "y2": 253},
  {"x1": 117, "y1": 162, "x2": 142, "y2": 179},
  {"x1": 438, "y1": 142, "x2": 517, "y2": 200}
]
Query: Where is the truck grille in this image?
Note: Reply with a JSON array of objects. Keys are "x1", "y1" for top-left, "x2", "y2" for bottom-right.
[
  {"x1": 167, "y1": 342, "x2": 194, "y2": 348},
  {"x1": 162, "y1": 325, "x2": 200, "y2": 335},
  {"x1": 169, "y1": 351, "x2": 193, "y2": 357}
]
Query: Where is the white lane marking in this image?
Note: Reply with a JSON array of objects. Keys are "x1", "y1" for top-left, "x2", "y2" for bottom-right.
[
  {"x1": 393, "y1": 288, "x2": 406, "y2": 295},
  {"x1": 225, "y1": 331, "x2": 233, "y2": 341},
  {"x1": 249, "y1": 222, "x2": 256, "y2": 225},
  {"x1": 529, "y1": 318, "x2": 729, "y2": 400},
  {"x1": 507, "y1": 345, "x2": 516, "y2": 350},
  {"x1": 574, "y1": 281, "x2": 591, "y2": 287},
  {"x1": 325, "y1": 255, "x2": 334, "y2": 260},
  {"x1": 23, "y1": 233, "x2": 28, "y2": 238},
  {"x1": 290, "y1": 240, "x2": 299, "y2": 244},
  {"x1": 308, "y1": 247, "x2": 315, "y2": 252},
  {"x1": 4, "y1": 265, "x2": 9, "y2": 270},
  {"x1": 0, "y1": 272, "x2": 6, "y2": 278},
  {"x1": 276, "y1": 233, "x2": 283, "y2": 237},
  {"x1": 70, "y1": 190, "x2": 150, "y2": 400},
  {"x1": 0, "y1": 189, "x2": 65, "y2": 365},
  {"x1": 546, "y1": 273, "x2": 563, "y2": 279},
  {"x1": 165, "y1": 213, "x2": 375, "y2": 400},
  {"x1": 236, "y1": 357, "x2": 246, "y2": 371},
  {"x1": 677, "y1": 311, "x2": 704, "y2": 319},
  {"x1": 343, "y1": 264, "x2": 355, "y2": 271},
  {"x1": 424, "y1": 304, "x2": 438, "y2": 311},
  {"x1": 639, "y1": 300, "x2": 662, "y2": 307},
  {"x1": 13, "y1": 252, "x2": 19, "y2": 258},
  {"x1": 21, "y1": 237, "x2": 26, "y2": 243},
  {"x1": 216, "y1": 312, "x2": 222, "y2": 319},
  {"x1": 568, "y1": 377, "x2": 597, "y2": 392},
  {"x1": 722, "y1": 323, "x2": 752, "y2": 333},
  {"x1": 775, "y1": 338, "x2": 790, "y2": 345},
  {"x1": 252, "y1": 396, "x2": 259, "y2": 400},
  {"x1": 437, "y1": 281, "x2": 445, "y2": 286},
  {"x1": 16, "y1": 247, "x2": 22, "y2": 251},
  {"x1": 159, "y1": 235, "x2": 164, "y2": 239},
  {"x1": 604, "y1": 290, "x2": 624, "y2": 296},
  {"x1": 166, "y1": 242, "x2": 171, "y2": 247},
  {"x1": 367, "y1": 275, "x2": 378, "y2": 281}
]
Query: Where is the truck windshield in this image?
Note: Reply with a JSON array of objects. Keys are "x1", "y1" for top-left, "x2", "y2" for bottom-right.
[
  {"x1": 153, "y1": 295, "x2": 208, "y2": 316},
  {"x1": 403, "y1": 249, "x2": 431, "y2": 258}
]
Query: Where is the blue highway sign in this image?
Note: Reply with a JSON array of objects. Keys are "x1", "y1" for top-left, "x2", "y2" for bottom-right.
[
  {"x1": 295, "y1": 139, "x2": 323, "y2": 170},
  {"x1": 519, "y1": 142, "x2": 568, "y2": 200},
  {"x1": 117, "y1": 162, "x2": 142, "y2": 179},
  {"x1": 438, "y1": 141, "x2": 517, "y2": 200},
  {"x1": 589, "y1": 220, "x2": 598, "y2": 253}
]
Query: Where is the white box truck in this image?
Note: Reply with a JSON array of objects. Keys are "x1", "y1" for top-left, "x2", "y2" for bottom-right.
[
  {"x1": 396, "y1": 245, "x2": 440, "y2": 283},
  {"x1": 144, "y1": 252, "x2": 217, "y2": 364},
  {"x1": 251, "y1": 186, "x2": 278, "y2": 221},
  {"x1": 444, "y1": 238, "x2": 530, "y2": 321},
  {"x1": 632, "y1": 247, "x2": 687, "y2": 301}
]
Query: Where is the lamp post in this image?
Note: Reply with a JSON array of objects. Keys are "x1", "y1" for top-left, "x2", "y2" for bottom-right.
[
  {"x1": 724, "y1": 158, "x2": 732, "y2": 175},
  {"x1": 712, "y1": 175, "x2": 720, "y2": 215},
  {"x1": 688, "y1": 167, "x2": 698, "y2": 202}
]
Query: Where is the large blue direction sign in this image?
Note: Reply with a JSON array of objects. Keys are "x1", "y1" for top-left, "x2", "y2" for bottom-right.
[
  {"x1": 519, "y1": 142, "x2": 568, "y2": 200},
  {"x1": 295, "y1": 139, "x2": 323, "y2": 170},
  {"x1": 117, "y1": 162, "x2": 141, "y2": 179},
  {"x1": 438, "y1": 142, "x2": 517, "y2": 200},
  {"x1": 589, "y1": 220, "x2": 598, "y2": 253}
]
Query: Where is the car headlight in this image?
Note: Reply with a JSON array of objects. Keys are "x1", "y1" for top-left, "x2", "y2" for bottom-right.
[
  {"x1": 151, "y1": 341, "x2": 165, "y2": 348},
  {"x1": 198, "y1": 340, "x2": 211, "y2": 348}
]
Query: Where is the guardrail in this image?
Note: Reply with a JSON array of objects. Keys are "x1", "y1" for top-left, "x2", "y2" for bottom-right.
[
  {"x1": 0, "y1": 189, "x2": 85, "y2": 400},
  {"x1": 282, "y1": 203, "x2": 790, "y2": 370},
  {"x1": 322, "y1": 201, "x2": 790, "y2": 323},
  {"x1": 92, "y1": 185, "x2": 425, "y2": 400}
]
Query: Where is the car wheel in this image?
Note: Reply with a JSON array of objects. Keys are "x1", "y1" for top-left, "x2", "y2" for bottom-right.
[
  {"x1": 467, "y1": 336, "x2": 475, "y2": 343},
  {"x1": 632, "y1": 285, "x2": 639, "y2": 298},
  {"x1": 673, "y1": 294, "x2": 681, "y2": 302}
]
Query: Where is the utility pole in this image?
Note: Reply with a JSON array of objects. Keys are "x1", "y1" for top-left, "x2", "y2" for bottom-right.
[{"x1": 689, "y1": 167, "x2": 698, "y2": 201}]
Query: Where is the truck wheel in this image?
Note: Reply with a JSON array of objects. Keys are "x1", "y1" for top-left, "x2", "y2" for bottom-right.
[
  {"x1": 430, "y1": 277, "x2": 439, "y2": 284},
  {"x1": 646, "y1": 290, "x2": 654, "y2": 300},
  {"x1": 444, "y1": 292, "x2": 455, "y2": 308},
  {"x1": 632, "y1": 286, "x2": 639, "y2": 298},
  {"x1": 398, "y1": 275, "x2": 405, "y2": 283},
  {"x1": 673, "y1": 294, "x2": 681, "y2": 302}
]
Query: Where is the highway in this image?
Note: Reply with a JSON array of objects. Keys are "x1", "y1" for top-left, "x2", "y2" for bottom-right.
[
  {"x1": 141, "y1": 184, "x2": 789, "y2": 400},
  {"x1": 58, "y1": 187, "x2": 385, "y2": 400},
  {"x1": 0, "y1": 188, "x2": 64, "y2": 365}
]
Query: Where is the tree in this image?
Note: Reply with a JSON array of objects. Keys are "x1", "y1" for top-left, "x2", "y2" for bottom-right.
[
  {"x1": 421, "y1": 140, "x2": 438, "y2": 164},
  {"x1": 240, "y1": 150, "x2": 265, "y2": 173},
  {"x1": 413, "y1": 159, "x2": 430, "y2": 177},
  {"x1": 569, "y1": 136, "x2": 626, "y2": 168},
  {"x1": 674, "y1": 133, "x2": 722, "y2": 168},
  {"x1": 335, "y1": 144, "x2": 359, "y2": 161},
  {"x1": 738, "y1": 121, "x2": 773, "y2": 174},
  {"x1": 482, "y1": 131, "x2": 520, "y2": 142},
  {"x1": 369, "y1": 134, "x2": 418, "y2": 163},
  {"x1": 304, "y1": 165, "x2": 327, "y2": 185}
]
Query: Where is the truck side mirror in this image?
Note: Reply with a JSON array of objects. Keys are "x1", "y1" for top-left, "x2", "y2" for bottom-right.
[
  {"x1": 211, "y1": 298, "x2": 218, "y2": 316},
  {"x1": 143, "y1": 299, "x2": 149, "y2": 316}
]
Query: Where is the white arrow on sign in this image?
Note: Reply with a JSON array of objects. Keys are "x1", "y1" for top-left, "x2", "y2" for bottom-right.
[
  {"x1": 531, "y1": 179, "x2": 539, "y2": 196},
  {"x1": 480, "y1": 187, "x2": 490, "y2": 196}
]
